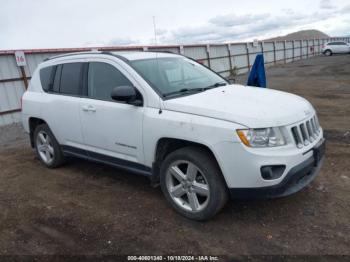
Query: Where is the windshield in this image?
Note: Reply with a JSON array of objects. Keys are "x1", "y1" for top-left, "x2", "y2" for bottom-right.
[{"x1": 130, "y1": 56, "x2": 227, "y2": 98}]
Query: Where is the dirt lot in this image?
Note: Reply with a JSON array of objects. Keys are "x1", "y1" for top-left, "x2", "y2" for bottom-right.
[{"x1": 0, "y1": 54, "x2": 349, "y2": 257}]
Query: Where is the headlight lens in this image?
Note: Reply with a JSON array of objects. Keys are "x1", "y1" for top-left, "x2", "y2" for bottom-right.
[{"x1": 237, "y1": 127, "x2": 286, "y2": 147}]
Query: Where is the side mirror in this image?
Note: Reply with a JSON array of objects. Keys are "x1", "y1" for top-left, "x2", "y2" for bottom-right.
[{"x1": 111, "y1": 86, "x2": 143, "y2": 106}]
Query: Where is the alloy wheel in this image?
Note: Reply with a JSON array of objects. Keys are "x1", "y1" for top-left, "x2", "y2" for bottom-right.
[
  {"x1": 165, "y1": 160, "x2": 210, "y2": 212},
  {"x1": 36, "y1": 130, "x2": 55, "y2": 164}
]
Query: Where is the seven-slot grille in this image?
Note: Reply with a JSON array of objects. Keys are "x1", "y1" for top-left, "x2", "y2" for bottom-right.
[{"x1": 291, "y1": 115, "x2": 321, "y2": 148}]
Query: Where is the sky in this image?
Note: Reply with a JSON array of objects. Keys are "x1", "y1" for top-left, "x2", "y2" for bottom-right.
[{"x1": 0, "y1": 0, "x2": 349, "y2": 50}]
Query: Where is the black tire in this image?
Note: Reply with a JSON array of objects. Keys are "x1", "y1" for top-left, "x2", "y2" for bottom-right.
[
  {"x1": 324, "y1": 49, "x2": 332, "y2": 56},
  {"x1": 160, "y1": 146, "x2": 228, "y2": 221},
  {"x1": 33, "y1": 124, "x2": 65, "y2": 168}
]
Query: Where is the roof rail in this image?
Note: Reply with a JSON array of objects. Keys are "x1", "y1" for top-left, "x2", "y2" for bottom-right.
[
  {"x1": 44, "y1": 51, "x2": 103, "y2": 61},
  {"x1": 43, "y1": 50, "x2": 182, "y2": 63},
  {"x1": 100, "y1": 51, "x2": 131, "y2": 63},
  {"x1": 145, "y1": 50, "x2": 177, "y2": 54}
]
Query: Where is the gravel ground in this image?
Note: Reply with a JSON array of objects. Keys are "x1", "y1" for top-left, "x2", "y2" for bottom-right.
[
  {"x1": 0, "y1": 54, "x2": 349, "y2": 257},
  {"x1": 0, "y1": 123, "x2": 27, "y2": 150}
]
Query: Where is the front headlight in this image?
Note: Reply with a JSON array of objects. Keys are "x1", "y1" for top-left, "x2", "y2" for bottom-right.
[{"x1": 236, "y1": 127, "x2": 286, "y2": 147}]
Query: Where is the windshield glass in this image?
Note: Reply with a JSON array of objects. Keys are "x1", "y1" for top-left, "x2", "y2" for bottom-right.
[{"x1": 130, "y1": 56, "x2": 227, "y2": 98}]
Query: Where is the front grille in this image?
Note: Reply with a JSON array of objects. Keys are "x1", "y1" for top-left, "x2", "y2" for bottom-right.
[{"x1": 291, "y1": 115, "x2": 321, "y2": 148}]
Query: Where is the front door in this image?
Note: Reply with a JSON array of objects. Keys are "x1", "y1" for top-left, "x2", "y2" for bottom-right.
[
  {"x1": 332, "y1": 42, "x2": 344, "y2": 53},
  {"x1": 338, "y1": 42, "x2": 350, "y2": 53},
  {"x1": 79, "y1": 60, "x2": 145, "y2": 168}
]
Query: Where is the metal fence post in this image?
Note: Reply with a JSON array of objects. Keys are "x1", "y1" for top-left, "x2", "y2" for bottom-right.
[
  {"x1": 206, "y1": 44, "x2": 211, "y2": 68},
  {"x1": 273, "y1": 41, "x2": 276, "y2": 65},
  {"x1": 300, "y1": 40, "x2": 303, "y2": 59},
  {"x1": 283, "y1": 41, "x2": 287, "y2": 64},
  {"x1": 292, "y1": 40, "x2": 295, "y2": 62},
  {"x1": 20, "y1": 66, "x2": 28, "y2": 90},
  {"x1": 261, "y1": 41, "x2": 265, "y2": 67},
  {"x1": 246, "y1": 42, "x2": 251, "y2": 71},
  {"x1": 319, "y1": 39, "x2": 321, "y2": 55},
  {"x1": 179, "y1": 45, "x2": 184, "y2": 55},
  {"x1": 227, "y1": 44, "x2": 233, "y2": 72}
]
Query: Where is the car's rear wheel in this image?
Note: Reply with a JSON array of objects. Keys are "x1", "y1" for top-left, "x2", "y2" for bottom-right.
[
  {"x1": 34, "y1": 124, "x2": 65, "y2": 168},
  {"x1": 160, "y1": 147, "x2": 228, "y2": 220},
  {"x1": 324, "y1": 49, "x2": 332, "y2": 56}
]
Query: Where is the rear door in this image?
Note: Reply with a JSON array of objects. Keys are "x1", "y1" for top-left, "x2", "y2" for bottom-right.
[
  {"x1": 41, "y1": 62, "x2": 86, "y2": 152},
  {"x1": 79, "y1": 59, "x2": 146, "y2": 169}
]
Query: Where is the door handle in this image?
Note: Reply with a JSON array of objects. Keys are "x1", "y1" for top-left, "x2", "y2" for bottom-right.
[{"x1": 82, "y1": 105, "x2": 96, "y2": 112}]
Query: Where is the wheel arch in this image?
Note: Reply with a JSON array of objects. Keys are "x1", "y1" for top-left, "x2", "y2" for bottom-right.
[
  {"x1": 151, "y1": 137, "x2": 227, "y2": 187},
  {"x1": 28, "y1": 117, "x2": 47, "y2": 147}
]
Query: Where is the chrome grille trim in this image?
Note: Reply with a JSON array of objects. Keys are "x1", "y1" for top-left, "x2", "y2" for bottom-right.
[{"x1": 291, "y1": 114, "x2": 321, "y2": 148}]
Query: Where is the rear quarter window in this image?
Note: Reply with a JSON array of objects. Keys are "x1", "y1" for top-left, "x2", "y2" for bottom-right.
[{"x1": 39, "y1": 66, "x2": 54, "y2": 91}]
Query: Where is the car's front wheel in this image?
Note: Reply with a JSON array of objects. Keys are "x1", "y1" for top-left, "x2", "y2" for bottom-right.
[
  {"x1": 160, "y1": 147, "x2": 228, "y2": 220},
  {"x1": 34, "y1": 124, "x2": 65, "y2": 168}
]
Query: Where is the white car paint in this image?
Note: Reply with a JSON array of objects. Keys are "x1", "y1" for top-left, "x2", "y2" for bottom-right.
[
  {"x1": 22, "y1": 51, "x2": 324, "y2": 191},
  {"x1": 163, "y1": 85, "x2": 314, "y2": 128}
]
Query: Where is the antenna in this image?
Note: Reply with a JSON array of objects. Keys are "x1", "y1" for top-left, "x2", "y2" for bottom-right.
[{"x1": 152, "y1": 16, "x2": 158, "y2": 45}]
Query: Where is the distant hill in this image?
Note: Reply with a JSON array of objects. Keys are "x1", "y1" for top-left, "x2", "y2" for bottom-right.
[{"x1": 266, "y1": 30, "x2": 330, "y2": 41}]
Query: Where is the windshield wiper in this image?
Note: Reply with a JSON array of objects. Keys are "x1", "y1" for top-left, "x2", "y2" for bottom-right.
[
  {"x1": 203, "y1": 81, "x2": 228, "y2": 89},
  {"x1": 163, "y1": 82, "x2": 228, "y2": 98},
  {"x1": 163, "y1": 88, "x2": 205, "y2": 97}
]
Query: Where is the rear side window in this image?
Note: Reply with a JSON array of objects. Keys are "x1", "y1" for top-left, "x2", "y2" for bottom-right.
[
  {"x1": 39, "y1": 66, "x2": 54, "y2": 91},
  {"x1": 60, "y1": 63, "x2": 83, "y2": 95},
  {"x1": 87, "y1": 62, "x2": 132, "y2": 101}
]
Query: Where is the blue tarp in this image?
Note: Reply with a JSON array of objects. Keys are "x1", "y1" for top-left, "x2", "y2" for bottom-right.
[{"x1": 247, "y1": 54, "x2": 266, "y2": 88}]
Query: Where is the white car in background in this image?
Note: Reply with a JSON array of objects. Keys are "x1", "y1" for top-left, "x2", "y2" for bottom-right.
[
  {"x1": 21, "y1": 51, "x2": 325, "y2": 220},
  {"x1": 322, "y1": 41, "x2": 350, "y2": 56}
]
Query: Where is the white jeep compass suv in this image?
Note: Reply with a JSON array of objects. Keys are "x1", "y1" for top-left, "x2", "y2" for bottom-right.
[{"x1": 22, "y1": 51, "x2": 325, "y2": 220}]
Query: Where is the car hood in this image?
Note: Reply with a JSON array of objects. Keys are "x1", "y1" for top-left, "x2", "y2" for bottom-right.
[{"x1": 163, "y1": 84, "x2": 315, "y2": 128}]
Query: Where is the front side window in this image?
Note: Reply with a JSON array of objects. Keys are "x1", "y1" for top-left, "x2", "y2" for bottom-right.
[
  {"x1": 88, "y1": 62, "x2": 132, "y2": 101},
  {"x1": 60, "y1": 63, "x2": 83, "y2": 95},
  {"x1": 130, "y1": 57, "x2": 227, "y2": 98}
]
